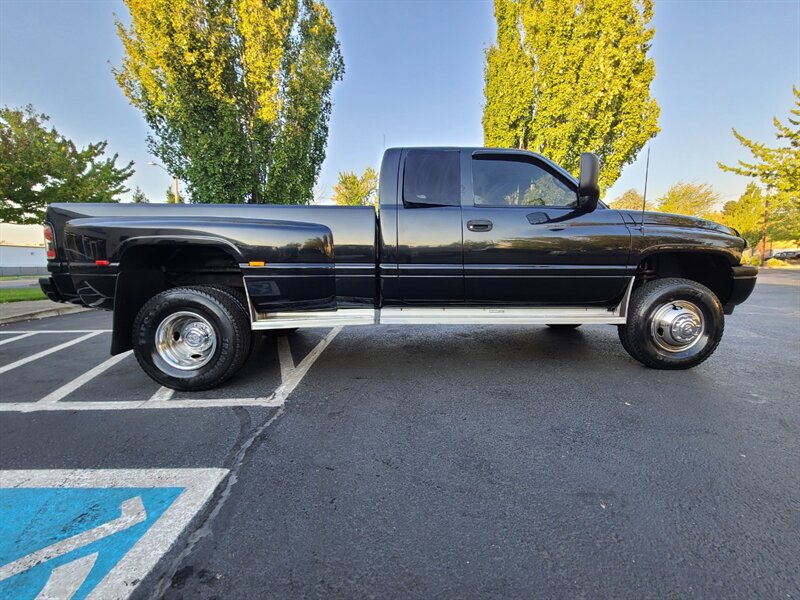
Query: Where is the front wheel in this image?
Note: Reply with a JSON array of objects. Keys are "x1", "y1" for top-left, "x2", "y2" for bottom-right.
[
  {"x1": 618, "y1": 278, "x2": 724, "y2": 370},
  {"x1": 132, "y1": 286, "x2": 252, "y2": 391}
]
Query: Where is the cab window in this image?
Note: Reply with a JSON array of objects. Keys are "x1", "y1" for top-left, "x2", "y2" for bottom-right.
[
  {"x1": 472, "y1": 155, "x2": 576, "y2": 208},
  {"x1": 403, "y1": 150, "x2": 460, "y2": 207}
]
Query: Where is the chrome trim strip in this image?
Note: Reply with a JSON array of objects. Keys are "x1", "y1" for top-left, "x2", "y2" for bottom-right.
[{"x1": 252, "y1": 308, "x2": 375, "y2": 330}]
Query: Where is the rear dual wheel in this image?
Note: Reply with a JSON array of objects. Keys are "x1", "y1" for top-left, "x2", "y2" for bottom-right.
[{"x1": 132, "y1": 286, "x2": 252, "y2": 391}]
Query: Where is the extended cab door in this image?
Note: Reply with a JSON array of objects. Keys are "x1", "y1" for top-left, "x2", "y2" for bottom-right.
[
  {"x1": 461, "y1": 150, "x2": 631, "y2": 305},
  {"x1": 396, "y1": 149, "x2": 464, "y2": 304}
]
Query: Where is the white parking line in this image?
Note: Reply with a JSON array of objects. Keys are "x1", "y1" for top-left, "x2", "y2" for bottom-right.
[
  {"x1": 0, "y1": 332, "x2": 38, "y2": 346},
  {"x1": 0, "y1": 329, "x2": 111, "y2": 334},
  {"x1": 148, "y1": 386, "x2": 175, "y2": 402},
  {"x1": 0, "y1": 327, "x2": 342, "y2": 412},
  {"x1": 272, "y1": 326, "x2": 341, "y2": 404},
  {"x1": 0, "y1": 331, "x2": 104, "y2": 375},
  {"x1": 277, "y1": 335, "x2": 295, "y2": 383},
  {"x1": 0, "y1": 398, "x2": 285, "y2": 412},
  {"x1": 37, "y1": 351, "x2": 133, "y2": 404}
]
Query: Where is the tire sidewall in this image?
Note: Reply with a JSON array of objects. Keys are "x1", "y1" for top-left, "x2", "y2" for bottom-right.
[
  {"x1": 631, "y1": 280, "x2": 724, "y2": 368},
  {"x1": 133, "y1": 290, "x2": 239, "y2": 390}
]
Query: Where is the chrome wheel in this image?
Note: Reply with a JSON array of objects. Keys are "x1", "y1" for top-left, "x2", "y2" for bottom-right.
[
  {"x1": 155, "y1": 311, "x2": 217, "y2": 370},
  {"x1": 650, "y1": 300, "x2": 705, "y2": 353}
]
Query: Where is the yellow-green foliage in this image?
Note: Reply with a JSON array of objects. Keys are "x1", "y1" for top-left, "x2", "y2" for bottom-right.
[
  {"x1": 609, "y1": 188, "x2": 652, "y2": 211},
  {"x1": 114, "y1": 0, "x2": 343, "y2": 204},
  {"x1": 332, "y1": 167, "x2": 379, "y2": 206},
  {"x1": 765, "y1": 258, "x2": 791, "y2": 267},
  {"x1": 718, "y1": 182, "x2": 764, "y2": 248},
  {"x1": 483, "y1": 0, "x2": 660, "y2": 193},
  {"x1": 657, "y1": 182, "x2": 719, "y2": 220}
]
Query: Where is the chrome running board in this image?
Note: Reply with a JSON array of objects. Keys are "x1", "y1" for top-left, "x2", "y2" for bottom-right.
[{"x1": 250, "y1": 277, "x2": 634, "y2": 329}]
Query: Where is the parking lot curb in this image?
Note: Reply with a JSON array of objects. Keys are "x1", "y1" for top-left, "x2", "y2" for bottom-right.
[{"x1": 0, "y1": 304, "x2": 89, "y2": 325}]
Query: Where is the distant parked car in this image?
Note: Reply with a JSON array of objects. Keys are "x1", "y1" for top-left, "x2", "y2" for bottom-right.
[{"x1": 770, "y1": 251, "x2": 800, "y2": 262}]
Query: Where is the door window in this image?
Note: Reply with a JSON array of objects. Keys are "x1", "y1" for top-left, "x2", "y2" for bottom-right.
[
  {"x1": 472, "y1": 155, "x2": 576, "y2": 208},
  {"x1": 403, "y1": 150, "x2": 460, "y2": 207}
]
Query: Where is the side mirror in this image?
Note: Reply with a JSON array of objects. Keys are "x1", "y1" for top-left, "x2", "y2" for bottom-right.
[{"x1": 577, "y1": 152, "x2": 600, "y2": 211}]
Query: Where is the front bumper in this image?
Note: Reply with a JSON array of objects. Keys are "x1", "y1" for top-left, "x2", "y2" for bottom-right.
[{"x1": 723, "y1": 265, "x2": 758, "y2": 314}]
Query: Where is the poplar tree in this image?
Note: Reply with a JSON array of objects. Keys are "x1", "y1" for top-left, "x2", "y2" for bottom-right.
[
  {"x1": 114, "y1": 0, "x2": 344, "y2": 205},
  {"x1": 483, "y1": 0, "x2": 660, "y2": 192}
]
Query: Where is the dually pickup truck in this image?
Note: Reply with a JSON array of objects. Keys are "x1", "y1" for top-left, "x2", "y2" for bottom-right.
[{"x1": 40, "y1": 148, "x2": 758, "y2": 390}]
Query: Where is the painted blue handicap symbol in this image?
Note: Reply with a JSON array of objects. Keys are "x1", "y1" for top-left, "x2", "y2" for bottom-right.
[{"x1": 0, "y1": 487, "x2": 183, "y2": 600}]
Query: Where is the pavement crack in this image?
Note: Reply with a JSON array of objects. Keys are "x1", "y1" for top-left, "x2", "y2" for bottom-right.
[
  {"x1": 222, "y1": 407, "x2": 253, "y2": 465},
  {"x1": 144, "y1": 406, "x2": 285, "y2": 599}
]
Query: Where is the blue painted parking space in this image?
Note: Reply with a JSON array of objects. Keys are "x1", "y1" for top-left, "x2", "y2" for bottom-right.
[{"x1": 0, "y1": 469, "x2": 227, "y2": 599}]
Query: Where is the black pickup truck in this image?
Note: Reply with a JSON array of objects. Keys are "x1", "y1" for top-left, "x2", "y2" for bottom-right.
[{"x1": 40, "y1": 148, "x2": 758, "y2": 390}]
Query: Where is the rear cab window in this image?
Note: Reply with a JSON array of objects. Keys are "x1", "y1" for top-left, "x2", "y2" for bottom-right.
[{"x1": 403, "y1": 150, "x2": 460, "y2": 207}]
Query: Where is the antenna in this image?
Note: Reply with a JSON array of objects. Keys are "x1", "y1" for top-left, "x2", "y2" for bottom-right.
[{"x1": 640, "y1": 141, "x2": 651, "y2": 231}]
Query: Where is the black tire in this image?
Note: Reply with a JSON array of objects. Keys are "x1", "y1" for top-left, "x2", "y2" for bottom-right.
[
  {"x1": 198, "y1": 285, "x2": 255, "y2": 356},
  {"x1": 202, "y1": 285, "x2": 249, "y2": 315},
  {"x1": 132, "y1": 286, "x2": 252, "y2": 391},
  {"x1": 617, "y1": 322, "x2": 636, "y2": 357},
  {"x1": 546, "y1": 324, "x2": 581, "y2": 330},
  {"x1": 618, "y1": 277, "x2": 724, "y2": 370}
]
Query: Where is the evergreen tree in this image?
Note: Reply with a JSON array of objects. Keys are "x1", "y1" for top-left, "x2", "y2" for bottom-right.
[
  {"x1": 131, "y1": 186, "x2": 149, "y2": 203},
  {"x1": 719, "y1": 86, "x2": 800, "y2": 243}
]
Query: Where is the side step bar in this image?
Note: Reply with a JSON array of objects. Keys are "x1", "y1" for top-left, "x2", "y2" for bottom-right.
[
  {"x1": 379, "y1": 306, "x2": 625, "y2": 325},
  {"x1": 251, "y1": 278, "x2": 634, "y2": 330}
]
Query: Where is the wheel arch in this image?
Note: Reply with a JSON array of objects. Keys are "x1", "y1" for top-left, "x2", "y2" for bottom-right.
[
  {"x1": 111, "y1": 240, "x2": 245, "y2": 355},
  {"x1": 634, "y1": 250, "x2": 735, "y2": 307}
]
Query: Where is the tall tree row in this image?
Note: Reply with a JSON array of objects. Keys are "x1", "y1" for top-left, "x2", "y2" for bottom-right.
[
  {"x1": 114, "y1": 0, "x2": 344, "y2": 205},
  {"x1": 483, "y1": 0, "x2": 660, "y2": 192}
]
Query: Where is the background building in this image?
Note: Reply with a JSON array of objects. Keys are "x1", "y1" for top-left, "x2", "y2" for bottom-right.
[{"x1": 0, "y1": 223, "x2": 46, "y2": 276}]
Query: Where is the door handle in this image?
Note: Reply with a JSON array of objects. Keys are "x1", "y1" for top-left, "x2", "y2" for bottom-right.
[{"x1": 467, "y1": 219, "x2": 493, "y2": 232}]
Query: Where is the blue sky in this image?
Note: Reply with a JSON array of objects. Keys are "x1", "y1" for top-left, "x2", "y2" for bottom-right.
[{"x1": 1, "y1": 0, "x2": 798, "y2": 205}]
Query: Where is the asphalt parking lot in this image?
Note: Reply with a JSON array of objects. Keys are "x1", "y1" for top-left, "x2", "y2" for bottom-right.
[{"x1": 1, "y1": 270, "x2": 798, "y2": 599}]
